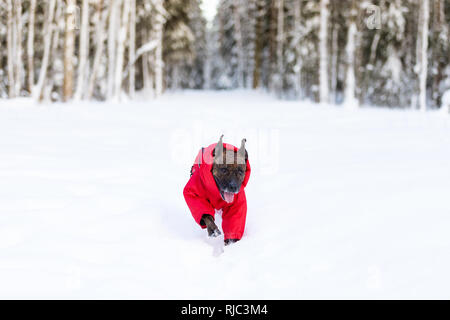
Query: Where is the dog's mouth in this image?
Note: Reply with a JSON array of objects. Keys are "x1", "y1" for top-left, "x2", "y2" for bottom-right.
[{"x1": 220, "y1": 190, "x2": 236, "y2": 203}]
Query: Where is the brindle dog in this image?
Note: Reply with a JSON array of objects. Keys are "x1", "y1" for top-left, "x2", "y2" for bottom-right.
[{"x1": 201, "y1": 135, "x2": 248, "y2": 246}]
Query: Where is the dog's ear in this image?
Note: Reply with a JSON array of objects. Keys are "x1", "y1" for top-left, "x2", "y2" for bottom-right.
[
  {"x1": 213, "y1": 135, "x2": 224, "y2": 163},
  {"x1": 238, "y1": 138, "x2": 247, "y2": 163}
]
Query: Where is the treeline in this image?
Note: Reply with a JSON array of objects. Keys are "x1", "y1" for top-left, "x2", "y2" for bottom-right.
[
  {"x1": 0, "y1": 0, "x2": 206, "y2": 102},
  {"x1": 0, "y1": 0, "x2": 449, "y2": 110},
  {"x1": 210, "y1": 0, "x2": 450, "y2": 109}
]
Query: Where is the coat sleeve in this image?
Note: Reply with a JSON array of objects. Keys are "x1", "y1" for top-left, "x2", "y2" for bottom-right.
[{"x1": 183, "y1": 173, "x2": 215, "y2": 228}]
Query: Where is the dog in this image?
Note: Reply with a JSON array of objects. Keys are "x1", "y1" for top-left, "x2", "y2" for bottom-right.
[{"x1": 183, "y1": 135, "x2": 251, "y2": 246}]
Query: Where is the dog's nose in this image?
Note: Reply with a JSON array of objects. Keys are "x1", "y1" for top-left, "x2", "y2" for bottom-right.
[{"x1": 229, "y1": 181, "x2": 238, "y2": 192}]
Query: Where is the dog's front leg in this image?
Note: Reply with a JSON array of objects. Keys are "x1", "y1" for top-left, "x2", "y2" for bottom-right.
[{"x1": 201, "y1": 214, "x2": 222, "y2": 237}]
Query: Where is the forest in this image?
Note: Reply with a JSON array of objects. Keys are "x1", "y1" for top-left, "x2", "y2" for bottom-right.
[
  {"x1": 0, "y1": 0, "x2": 449, "y2": 110},
  {"x1": 1, "y1": 1, "x2": 450, "y2": 299}
]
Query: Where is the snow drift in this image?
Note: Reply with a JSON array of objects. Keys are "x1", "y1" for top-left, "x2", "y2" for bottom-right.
[{"x1": 0, "y1": 91, "x2": 450, "y2": 299}]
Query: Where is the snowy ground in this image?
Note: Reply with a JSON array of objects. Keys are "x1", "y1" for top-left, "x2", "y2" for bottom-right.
[{"x1": 1, "y1": 90, "x2": 450, "y2": 299}]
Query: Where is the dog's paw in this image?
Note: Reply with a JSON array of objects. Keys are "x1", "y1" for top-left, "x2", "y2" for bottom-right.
[
  {"x1": 208, "y1": 227, "x2": 222, "y2": 238},
  {"x1": 224, "y1": 239, "x2": 239, "y2": 246}
]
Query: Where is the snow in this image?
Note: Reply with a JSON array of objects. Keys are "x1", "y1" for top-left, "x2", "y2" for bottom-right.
[
  {"x1": 1, "y1": 90, "x2": 450, "y2": 299},
  {"x1": 442, "y1": 90, "x2": 450, "y2": 114}
]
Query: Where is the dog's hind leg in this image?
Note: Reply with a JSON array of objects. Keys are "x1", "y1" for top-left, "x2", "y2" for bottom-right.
[{"x1": 224, "y1": 239, "x2": 239, "y2": 246}]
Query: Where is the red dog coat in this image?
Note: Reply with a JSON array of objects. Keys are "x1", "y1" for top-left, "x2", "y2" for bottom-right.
[{"x1": 183, "y1": 142, "x2": 251, "y2": 240}]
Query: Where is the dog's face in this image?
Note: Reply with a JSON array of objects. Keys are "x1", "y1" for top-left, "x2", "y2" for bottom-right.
[{"x1": 211, "y1": 136, "x2": 247, "y2": 203}]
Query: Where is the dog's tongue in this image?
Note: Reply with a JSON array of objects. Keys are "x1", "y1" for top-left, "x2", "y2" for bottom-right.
[{"x1": 223, "y1": 192, "x2": 235, "y2": 203}]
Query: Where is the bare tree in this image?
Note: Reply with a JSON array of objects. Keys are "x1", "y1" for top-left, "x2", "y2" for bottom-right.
[
  {"x1": 13, "y1": 0, "x2": 23, "y2": 97},
  {"x1": 275, "y1": 0, "x2": 284, "y2": 95},
  {"x1": 344, "y1": 0, "x2": 358, "y2": 108},
  {"x1": 6, "y1": 0, "x2": 15, "y2": 98},
  {"x1": 154, "y1": 0, "x2": 166, "y2": 98},
  {"x1": 63, "y1": 0, "x2": 76, "y2": 101},
  {"x1": 417, "y1": 0, "x2": 430, "y2": 111},
  {"x1": 46, "y1": 1, "x2": 63, "y2": 101},
  {"x1": 74, "y1": 0, "x2": 90, "y2": 101},
  {"x1": 113, "y1": 0, "x2": 131, "y2": 101},
  {"x1": 233, "y1": 0, "x2": 245, "y2": 88},
  {"x1": 27, "y1": 0, "x2": 37, "y2": 94},
  {"x1": 293, "y1": 0, "x2": 302, "y2": 97},
  {"x1": 35, "y1": 0, "x2": 56, "y2": 101},
  {"x1": 128, "y1": 0, "x2": 136, "y2": 99},
  {"x1": 107, "y1": 0, "x2": 119, "y2": 99},
  {"x1": 319, "y1": 0, "x2": 329, "y2": 103},
  {"x1": 87, "y1": 0, "x2": 108, "y2": 100}
]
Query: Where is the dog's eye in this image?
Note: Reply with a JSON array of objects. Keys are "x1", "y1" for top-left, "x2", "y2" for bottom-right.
[{"x1": 220, "y1": 168, "x2": 228, "y2": 174}]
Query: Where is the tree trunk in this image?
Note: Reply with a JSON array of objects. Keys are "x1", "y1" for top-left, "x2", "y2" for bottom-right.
[
  {"x1": 331, "y1": 23, "x2": 339, "y2": 103},
  {"x1": 63, "y1": 0, "x2": 76, "y2": 102},
  {"x1": 128, "y1": 0, "x2": 136, "y2": 99},
  {"x1": 46, "y1": 2, "x2": 63, "y2": 101},
  {"x1": 14, "y1": 0, "x2": 23, "y2": 97},
  {"x1": 293, "y1": 0, "x2": 302, "y2": 98},
  {"x1": 35, "y1": 0, "x2": 56, "y2": 101},
  {"x1": 319, "y1": 0, "x2": 329, "y2": 103},
  {"x1": 233, "y1": 0, "x2": 245, "y2": 88},
  {"x1": 6, "y1": 0, "x2": 15, "y2": 98},
  {"x1": 87, "y1": 0, "x2": 108, "y2": 100},
  {"x1": 252, "y1": 1, "x2": 263, "y2": 89},
  {"x1": 27, "y1": 0, "x2": 37, "y2": 94},
  {"x1": 345, "y1": 1, "x2": 358, "y2": 108},
  {"x1": 113, "y1": 0, "x2": 131, "y2": 101},
  {"x1": 154, "y1": 0, "x2": 165, "y2": 97},
  {"x1": 74, "y1": 0, "x2": 90, "y2": 101},
  {"x1": 431, "y1": 0, "x2": 446, "y2": 107},
  {"x1": 107, "y1": 0, "x2": 119, "y2": 99},
  {"x1": 418, "y1": 0, "x2": 430, "y2": 111},
  {"x1": 275, "y1": 0, "x2": 284, "y2": 96}
]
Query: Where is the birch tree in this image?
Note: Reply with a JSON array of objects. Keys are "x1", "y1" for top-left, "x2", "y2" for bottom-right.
[
  {"x1": 293, "y1": 0, "x2": 302, "y2": 98},
  {"x1": 430, "y1": 0, "x2": 448, "y2": 108},
  {"x1": 154, "y1": 0, "x2": 166, "y2": 97},
  {"x1": 27, "y1": 0, "x2": 37, "y2": 94},
  {"x1": 113, "y1": 0, "x2": 131, "y2": 101},
  {"x1": 87, "y1": 0, "x2": 108, "y2": 100},
  {"x1": 274, "y1": 0, "x2": 284, "y2": 96},
  {"x1": 319, "y1": 0, "x2": 329, "y2": 103},
  {"x1": 107, "y1": 0, "x2": 119, "y2": 99},
  {"x1": 46, "y1": 1, "x2": 63, "y2": 101},
  {"x1": 233, "y1": 0, "x2": 244, "y2": 88},
  {"x1": 417, "y1": 0, "x2": 430, "y2": 111},
  {"x1": 74, "y1": 0, "x2": 90, "y2": 101},
  {"x1": 6, "y1": 0, "x2": 15, "y2": 98},
  {"x1": 129, "y1": 0, "x2": 136, "y2": 99},
  {"x1": 252, "y1": 0, "x2": 265, "y2": 89},
  {"x1": 344, "y1": 0, "x2": 358, "y2": 108},
  {"x1": 13, "y1": 0, "x2": 23, "y2": 97},
  {"x1": 63, "y1": 0, "x2": 76, "y2": 101},
  {"x1": 35, "y1": 0, "x2": 56, "y2": 101},
  {"x1": 233, "y1": 0, "x2": 245, "y2": 88}
]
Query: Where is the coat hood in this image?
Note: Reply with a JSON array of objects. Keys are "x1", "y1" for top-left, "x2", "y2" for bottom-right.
[{"x1": 191, "y1": 142, "x2": 251, "y2": 204}]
